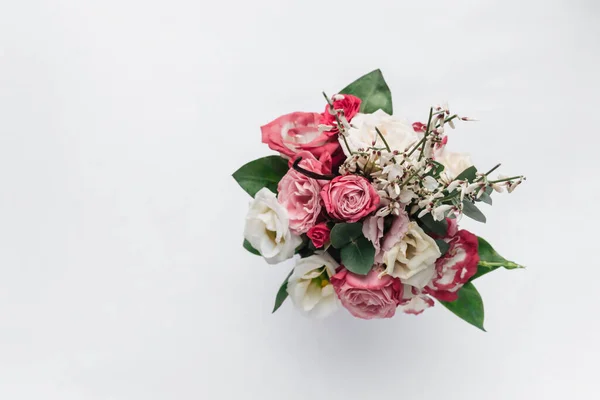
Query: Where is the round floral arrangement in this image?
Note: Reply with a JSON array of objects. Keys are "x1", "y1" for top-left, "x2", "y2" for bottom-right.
[{"x1": 233, "y1": 69, "x2": 525, "y2": 330}]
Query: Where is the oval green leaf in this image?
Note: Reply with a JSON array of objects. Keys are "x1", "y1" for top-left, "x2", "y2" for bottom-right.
[
  {"x1": 330, "y1": 223, "x2": 363, "y2": 249},
  {"x1": 339, "y1": 69, "x2": 393, "y2": 115},
  {"x1": 340, "y1": 236, "x2": 375, "y2": 275},
  {"x1": 440, "y1": 282, "x2": 485, "y2": 331},
  {"x1": 232, "y1": 155, "x2": 289, "y2": 197}
]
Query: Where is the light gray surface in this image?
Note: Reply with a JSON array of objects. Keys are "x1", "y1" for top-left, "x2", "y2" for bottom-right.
[{"x1": 0, "y1": 0, "x2": 598, "y2": 398}]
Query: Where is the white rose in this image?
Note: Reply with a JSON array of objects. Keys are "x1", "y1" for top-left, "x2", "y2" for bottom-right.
[
  {"x1": 341, "y1": 110, "x2": 419, "y2": 157},
  {"x1": 436, "y1": 149, "x2": 473, "y2": 180},
  {"x1": 244, "y1": 188, "x2": 302, "y2": 264},
  {"x1": 286, "y1": 252, "x2": 340, "y2": 318},
  {"x1": 382, "y1": 222, "x2": 441, "y2": 289}
]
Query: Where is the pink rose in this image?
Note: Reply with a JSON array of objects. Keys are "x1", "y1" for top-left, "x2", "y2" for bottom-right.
[
  {"x1": 261, "y1": 112, "x2": 341, "y2": 161},
  {"x1": 277, "y1": 152, "x2": 331, "y2": 235},
  {"x1": 320, "y1": 94, "x2": 362, "y2": 136},
  {"x1": 331, "y1": 267, "x2": 404, "y2": 319},
  {"x1": 307, "y1": 223, "x2": 330, "y2": 248},
  {"x1": 425, "y1": 230, "x2": 479, "y2": 302},
  {"x1": 320, "y1": 175, "x2": 380, "y2": 222}
]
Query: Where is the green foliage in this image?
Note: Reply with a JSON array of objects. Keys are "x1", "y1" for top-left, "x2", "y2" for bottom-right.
[
  {"x1": 340, "y1": 236, "x2": 375, "y2": 275},
  {"x1": 435, "y1": 239, "x2": 450, "y2": 256},
  {"x1": 462, "y1": 200, "x2": 487, "y2": 223},
  {"x1": 232, "y1": 156, "x2": 289, "y2": 197},
  {"x1": 418, "y1": 213, "x2": 449, "y2": 237},
  {"x1": 330, "y1": 223, "x2": 363, "y2": 249},
  {"x1": 340, "y1": 69, "x2": 393, "y2": 115},
  {"x1": 470, "y1": 237, "x2": 524, "y2": 280},
  {"x1": 440, "y1": 282, "x2": 486, "y2": 331},
  {"x1": 243, "y1": 239, "x2": 260, "y2": 256},
  {"x1": 272, "y1": 270, "x2": 294, "y2": 313},
  {"x1": 455, "y1": 166, "x2": 478, "y2": 182}
]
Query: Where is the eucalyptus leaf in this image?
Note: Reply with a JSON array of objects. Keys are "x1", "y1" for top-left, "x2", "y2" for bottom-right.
[
  {"x1": 470, "y1": 236, "x2": 524, "y2": 281},
  {"x1": 455, "y1": 166, "x2": 478, "y2": 182},
  {"x1": 477, "y1": 191, "x2": 493, "y2": 205},
  {"x1": 232, "y1": 155, "x2": 289, "y2": 197},
  {"x1": 330, "y1": 223, "x2": 363, "y2": 249},
  {"x1": 418, "y1": 213, "x2": 448, "y2": 237},
  {"x1": 435, "y1": 239, "x2": 450, "y2": 256},
  {"x1": 462, "y1": 200, "x2": 487, "y2": 223},
  {"x1": 340, "y1": 236, "x2": 375, "y2": 275},
  {"x1": 243, "y1": 239, "x2": 260, "y2": 256},
  {"x1": 272, "y1": 269, "x2": 294, "y2": 313},
  {"x1": 339, "y1": 69, "x2": 393, "y2": 115},
  {"x1": 440, "y1": 282, "x2": 485, "y2": 331}
]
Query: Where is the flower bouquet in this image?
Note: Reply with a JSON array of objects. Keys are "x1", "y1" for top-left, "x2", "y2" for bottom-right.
[{"x1": 233, "y1": 69, "x2": 524, "y2": 329}]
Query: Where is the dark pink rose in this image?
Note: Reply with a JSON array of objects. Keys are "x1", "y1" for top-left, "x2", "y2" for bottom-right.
[
  {"x1": 277, "y1": 152, "x2": 331, "y2": 235},
  {"x1": 425, "y1": 230, "x2": 479, "y2": 302},
  {"x1": 320, "y1": 175, "x2": 380, "y2": 222},
  {"x1": 307, "y1": 223, "x2": 331, "y2": 248},
  {"x1": 331, "y1": 267, "x2": 404, "y2": 319},
  {"x1": 320, "y1": 94, "x2": 362, "y2": 136},
  {"x1": 261, "y1": 112, "x2": 341, "y2": 160}
]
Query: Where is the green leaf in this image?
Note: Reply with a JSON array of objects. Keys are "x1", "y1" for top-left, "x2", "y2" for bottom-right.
[
  {"x1": 470, "y1": 236, "x2": 524, "y2": 280},
  {"x1": 428, "y1": 160, "x2": 445, "y2": 179},
  {"x1": 330, "y1": 223, "x2": 363, "y2": 249},
  {"x1": 243, "y1": 239, "x2": 260, "y2": 256},
  {"x1": 232, "y1": 156, "x2": 289, "y2": 197},
  {"x1": 435, "y1": 239, "x2": 450, "y2": 256},
  {"x1": 462, "y1": 200, "x2": 487, "y2": 223},
  {"x1": 418, "y1": 213, "x2": 448, "y2": 237},
  {"x1": 440, "y1": 282, "x2": 485, "y2": 331},
  {"x1": 272, "y1": 269, "x2": 294, "y2": 313},
  {"x1": 455, "y1": 166, "x2": 478, "y2": 182},
  {"x1": 477, "y1": 191, "x2": 493, "y2": 205},
  {"x1": 340, "y1": 236, "x2": 375, "y2": 275},
  {"x1": 339, "y1": 69, "x2": 393, "y2": 115}
]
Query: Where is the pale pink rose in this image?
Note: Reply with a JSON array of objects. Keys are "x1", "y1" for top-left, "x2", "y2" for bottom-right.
[
  {"x1": 362, "y1": 215, "x2": 384, "y2": 257},
  {"x1": 425, "y1": 230, "x2": 479, "y2": 302},
  {"x1": 307, "y1": 223, "x2": 330, "y2": 249},
  {"x1": 363, "y1": 211, "x2": 410, "y2": 263},
  {"x1": 277, "y1": 152, "x2": 331, "y2": 235},
  {"x1": 261, "y1": 112, "x2": 341, "y2": 161},
  {"x1": 320, "y1": 175, "x2": 380, "y2": 223},
  {"x1": 320, "y1": 94, "x2": 361, "y2": 136},
  {"x1": 330, "y1": 266, "x2": 403, "y2": 319}
]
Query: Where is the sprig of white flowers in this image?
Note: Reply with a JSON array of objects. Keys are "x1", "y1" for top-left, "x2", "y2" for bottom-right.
[{"x1": 330, "y1": 98, "x2": 525, "y2": 222}]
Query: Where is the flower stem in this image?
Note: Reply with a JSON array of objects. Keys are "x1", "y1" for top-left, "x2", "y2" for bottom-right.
[
  {"x1": 375, "y1": 127, "x2": 391, "y2": 152},
  {"x1": 292, "y1": 157, "x2": 335, "y2": 180},
  {"x1": 489, "y1": 175, "x2": 523, "y2": 184}
]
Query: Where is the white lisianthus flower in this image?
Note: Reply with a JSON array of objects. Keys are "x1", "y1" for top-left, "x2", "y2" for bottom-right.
[
  {"x1": 286, "y1": 252, "x2": 340, "y2": 318},
  {"x1": 436, "y1": 148, "x2": 473, "y2": 180},
  {"x1": 341, "y1": 110, "x2": 419, "y2": 156},
  {"x1": 382, "y1": 222, "x2": 441, "y2": 289},
  {"x1": 244, "y1": 188, "x2": 302, "y2": 265}
]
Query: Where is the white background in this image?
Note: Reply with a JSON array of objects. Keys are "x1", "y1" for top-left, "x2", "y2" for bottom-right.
[{"x1": 0, "y1": 0, "x2": 598, "y2": 399}]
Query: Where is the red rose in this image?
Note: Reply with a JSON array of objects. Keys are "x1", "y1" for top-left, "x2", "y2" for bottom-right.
[
  {"x1": 320, "y1": 94, "x2": 362, "y2": 136},
  {"x1": 307, "y1": 223, "x2": 331, "y2": 248}
]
